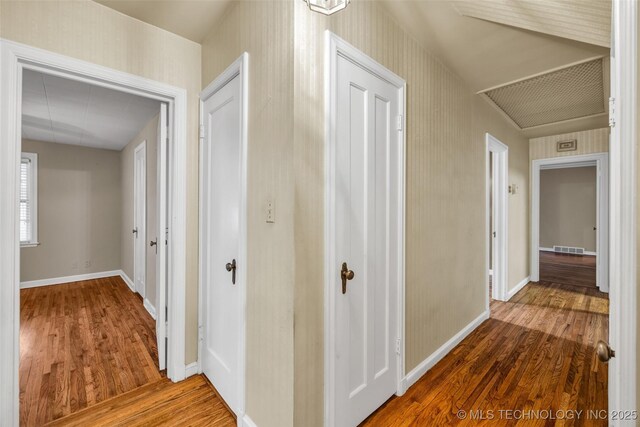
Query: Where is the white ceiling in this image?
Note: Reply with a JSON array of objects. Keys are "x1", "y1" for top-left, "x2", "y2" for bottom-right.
[
  {"x1": 95, "y1": 0, "x2": 233, "y2": 43},
  {"x1": 451, "y1": 0, "x2": 611, "y2": 48},
  {"x1": 380, "y1": 0, "x2": 610, "y2": 137},
  {"x1": 22, "y1": 69, "x2": 161, "y2": 151}
]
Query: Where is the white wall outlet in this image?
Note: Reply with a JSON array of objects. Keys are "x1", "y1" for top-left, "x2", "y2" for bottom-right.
[{"x1": 266, "y1": 200, "x2": 275, "y2": 223}]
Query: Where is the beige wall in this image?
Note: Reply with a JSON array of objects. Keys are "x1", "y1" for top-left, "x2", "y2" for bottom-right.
[
  {"x1": 1, "y1": 0, "x2": 202, "y2": 363},
  {"x1": 121, "y1": 113, "x2": 159, "y2": 308},
  {"x1": 201, "y1": 2, "x2": 295, "y2": 426},
  {"x1": 20, "y1": 139, "x2": 121, "y2": 282},
  {"x1": 529, "y1": 127, "x2": 609, "y2": 160},
  {"x1": 292, "y1": 2, "x2": 530, "y2": 425},
  {"x1": 540, "y1": 167, "x2": 597, "y2": 252}
]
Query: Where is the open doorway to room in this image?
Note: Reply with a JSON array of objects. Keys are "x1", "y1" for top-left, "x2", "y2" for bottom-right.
[
  {"x1": 538, "y1": 164, "x2": 600, "y2": 289},
  {"x1": 531, "y1": 152, "x2": 609, "y2": 293},
  {"x1": 17, "y1": 68, "x2": 168, "y2": 425}
]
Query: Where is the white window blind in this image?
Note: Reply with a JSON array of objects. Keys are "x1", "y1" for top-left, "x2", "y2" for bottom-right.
[{"x1": 20, "y1": 153, "x2": 38, "y2": 245}]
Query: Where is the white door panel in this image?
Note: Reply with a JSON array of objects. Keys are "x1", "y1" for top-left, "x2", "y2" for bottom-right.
[
  {"x1": 202, "y1": 73, "x2": 242, "y2": 414},
  {"x1": 133, "y1": 143, "x2": 146, "y2": 298},
  {"x1": 156, "y1": 103, "x2": 168, "y2": 371},
  {"x1": 334, "y1": 54, "x2": 401, "y2": 427}
]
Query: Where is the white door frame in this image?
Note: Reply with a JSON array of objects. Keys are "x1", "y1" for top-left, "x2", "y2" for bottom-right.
[
  {"x1": 0, "y1": 39, "x2": 188, "y2": 424},
  {"x1": 134, "y1": 140, "x2": 147, "y2": 297},
  {"x1": 609, "y1": 0, "x2": 637, "y2": 420},
  {"x1": 198, "y1": 52, "x2": 248, "y2": 425},
  {"x1": 530, "y1": 153, "x2": 609, "y2": 292},
  {"x1": 486, "y1": 134, "x2": 508, "y2": 304},
  {"x1": 324, "y1": 30, "x2": 407, "y2": 426}
]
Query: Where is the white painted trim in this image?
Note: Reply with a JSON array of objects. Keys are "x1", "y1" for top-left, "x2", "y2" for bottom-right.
[
  {"x1": 20, "y1": 270, "x2": 123, "y2": 289},
  {"x1": 133, "y1": 140, "x2": 147, "y2": 298},
  {"x1": 609, "y1": 0, "x2": 637, "y2": 421},
  {"x1": 119, "y1": 270, "x2": 135, "y2": 292},
  {"x1": 0, "y1": 39, "x2": 188, "y2": 423},
  {"x1": 531, "y1": 153, "x2": 609, "y2": 292},
  {"x1": 241, "y1": 414, "x2": 258, "y2": 427},
  {"x1": 144, "y1": 298, "x2": 157, "y2": 320},
  {"x1": 506, "y1": 276, "x2": 530, "y2": 301},
  {"x1": 539, "y1": 247, "x2": 597, "y2": 256},
  {"x1": 324, "y1": 30, "x2": 407, "y2": 426},
  {"x1": 486, "y1": 134, "x2": 509, "y2": 304},
  {"x1": 477, "y1": 55, "x2": 606, "y2": 94},
  {"x1": 198, "y1": 52, "x2": 249, "y2": 420},
  {"x1": 402, "y1": 310, "x2": 490, "y2": 391},
  {"x1": 539, "y1": 160, "x2": 597, "y2": 170},
  {"x1": 185, "y1": 362, "x2": 199, "y2": 378}
]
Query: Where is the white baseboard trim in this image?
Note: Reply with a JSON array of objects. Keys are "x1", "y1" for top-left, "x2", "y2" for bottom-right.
[
  {"x1": 144, "y1": 298, "x2": 157, "y2": 320},
  {"x1": 185, "y1": 361, "x2": 200, "y2": 378},
  {"x1": 118, "y1": 270, "x2": 135, "y2": 292},
  {"x1": 241, "y1": 414, "x2": 257, "y2": 427},
  {"x1": 507, "y1": 276, "x2": 531, "y2": 300},
  {"x1": 402, "y1": 309, "x2": 490, "y2": 392},
  {"x1": 20, "y1": 270, "x2": 123, "y2": 289},
  {"x1": 539, "y1": 247, "x2": 597, "y2": 256}
]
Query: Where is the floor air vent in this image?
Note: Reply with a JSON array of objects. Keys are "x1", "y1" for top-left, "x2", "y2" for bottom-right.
[{"x1": 553, "y1": 245, "x2": 585, "y2": 255}]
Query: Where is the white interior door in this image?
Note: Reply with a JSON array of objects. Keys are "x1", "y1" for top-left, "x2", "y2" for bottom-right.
[
  {"x1": 133, "y1": 142, "x2": 146, "y2": 297},
  {"x1": 333, "y1": 52, "x2": 402, "y2": 427},
  {"x1": 156, "y1": 103, "x2": 168, "y2": 371},
  {"x1": 201, "y1": 73, "x2": 243, "y2": 414}
]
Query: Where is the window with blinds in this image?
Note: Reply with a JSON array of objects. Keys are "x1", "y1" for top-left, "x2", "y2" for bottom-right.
[{"x1": 20, "y1": 153, "x2": 38, "y2": 245}]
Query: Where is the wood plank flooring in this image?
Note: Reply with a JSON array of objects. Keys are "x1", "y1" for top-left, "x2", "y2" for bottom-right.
[
  {"x1": 363, "y1": 281, "x2": 609, "y2": 426},
  {"x1": 539, "y1": 251, "x2": 597, "y2": 289},
  {"x1": 44, "y1": 375, "x2": 236, "y2": 427},
  {"x1": 20, "y1": 276, "x2": 163, "y2": 426}
]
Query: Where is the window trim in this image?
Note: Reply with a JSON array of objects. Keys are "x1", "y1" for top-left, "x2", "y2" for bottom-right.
[{"x1": 20, "y1": 152, "x2": 38, "y2": 247}]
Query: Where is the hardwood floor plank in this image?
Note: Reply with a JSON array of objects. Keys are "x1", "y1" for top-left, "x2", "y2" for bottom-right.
[
  {"x1": 20, "y1": 276, "x2": 164, "y2": 426},
  {"x1": 363, "y1": 281, "x2": 609, "y2": 426}
]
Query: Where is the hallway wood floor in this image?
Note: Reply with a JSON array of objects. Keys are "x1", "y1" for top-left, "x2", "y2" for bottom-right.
[
  {"x1": 539, "y1": 251, "x2": 597, "y2": 289},
  {"x1": 363, "y1": 280, "x2": 609, "y2": 426},
  {"x1": 20, "y1": 276, "x2": 162, "y2": 426},
  {"x1": 45, "y1": 375, "x2": 236, "y2": 427}
]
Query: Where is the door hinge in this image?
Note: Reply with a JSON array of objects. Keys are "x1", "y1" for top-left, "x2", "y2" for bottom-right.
[
  {"x1": 199, "y1": 124, "x2": 205, "y2": 139},
  {"x1": 609, "y1": 97, "x2": 616, "y2": 128},
  {"x1": 396, "y1": 338, "x2": 402, "y2": 355},
  {"x1": 165, "y1": 227, "x2": 169, "y2": 245},
  {"x1": 165, "y1": 305, "x2": 168, "y2": 320},
  {"x1": 396, "y1": 115, "x2": 403, "y2": 131}
]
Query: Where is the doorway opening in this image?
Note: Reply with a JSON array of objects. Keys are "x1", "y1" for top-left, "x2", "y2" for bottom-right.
[
  {"x1": 0, "y1": 40, "x2": 188, "y2": 426},
  {"x1": 531, "y1": 153, "x2": 609, "y2": 292}
]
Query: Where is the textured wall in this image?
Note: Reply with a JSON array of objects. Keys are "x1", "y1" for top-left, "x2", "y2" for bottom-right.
[
  {"x1": 540, "y1": 167, "x2": 597, "y2": 251},
  {"x1": 292, "y1": 2, "x2": 530, "y2": 425},
  {"x1": 121, "y1": 113, "x2": 160, "y2": 308},
  {"x1": 20, "y1": 140, "x2": 121, "y2": 282},
  {"x1": 529, "y1": 127, "x2": 609, "y2": 160},
  {"x1": 201, "y1": 2, "x2": 295, "y2": 426},
  {"x1": 0, "y1": 0, "x2": 202, "y2": 363}
]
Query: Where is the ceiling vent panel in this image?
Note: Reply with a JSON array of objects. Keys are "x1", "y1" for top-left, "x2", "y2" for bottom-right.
[{"x1": 482, "y1": 58, "x2": 605, "y2": 129}]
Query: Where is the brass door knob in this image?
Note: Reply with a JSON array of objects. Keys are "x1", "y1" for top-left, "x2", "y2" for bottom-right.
[
  {"x1": 340, "y1": 262, "x2": 355, "y2": 294},
  {"x1": 226, "y1": 259, "x2": 237, "y2": 285},
  {"x1": 596, "y1": 340, "x2": 615, "y2": 363}
]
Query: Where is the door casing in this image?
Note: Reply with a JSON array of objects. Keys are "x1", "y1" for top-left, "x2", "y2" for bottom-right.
[
  {"x1": 0, "y1": 39, "x2": 188, "y2": 425},
  {"x1": 198, "y1": 52, "x2": 249, "y2": 425},
  {"x1": 324, "y1": 30, "x2": 407, "y2": 427},
  {"x1": 530, "y1": 153, "x2": 609, "y2": 292}
]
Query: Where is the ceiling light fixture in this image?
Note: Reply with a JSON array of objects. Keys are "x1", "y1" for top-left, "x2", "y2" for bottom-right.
[{"x1": 304, "y1": 0, "x2": 350, "y2": 15}]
